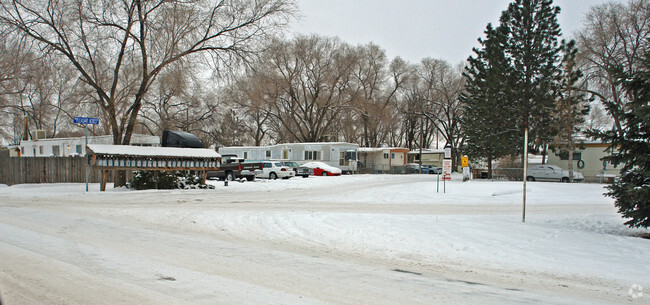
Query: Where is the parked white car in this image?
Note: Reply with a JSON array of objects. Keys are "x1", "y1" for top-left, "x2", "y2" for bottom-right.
[
  {"x1": 526, "y1": 165, "x2": 584, "y2": 182},
  {"x1": 256, "y1": 161, "x2": 295, "y2": 180}
]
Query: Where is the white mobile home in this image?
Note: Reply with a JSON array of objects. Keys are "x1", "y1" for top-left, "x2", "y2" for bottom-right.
[
  {"x1": 11, "y1": 134, "x2": 160, "y2": 157},
  {"x1": 358, "y1": 147, "x2": 409, "y2": 173},
  {"x1": 219, "y1": 142, "x2": 359, "y2": 173},
  {"x1": 547, "y1": 141, "x2": 622, "y2": 182},
  {"x1": 407, "y1": 149, "x2": 445, "y2": 168}
]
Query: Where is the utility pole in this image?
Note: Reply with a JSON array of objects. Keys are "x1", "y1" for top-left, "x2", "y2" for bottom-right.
[
  {"x1": 522, "y1": 126, "x2": 529, "y2": 222},
  {"x1": 85, "y1": 124, "x2": 89, "y2": 192},
  {"x1": 419, "y1": 112, "x2": 423, "y2": 173}
]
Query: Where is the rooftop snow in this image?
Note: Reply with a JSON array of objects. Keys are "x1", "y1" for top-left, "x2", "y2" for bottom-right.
[
  {"x1": 87, "y1": 144, "x2": 220, "y2": 158},
  {"x1": 359, "y1": 147, "x2": 409, "y2": 152}
]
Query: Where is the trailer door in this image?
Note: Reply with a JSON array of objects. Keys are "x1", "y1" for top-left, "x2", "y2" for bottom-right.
[{"x1": 345, "y1": 150, "x2": 357, "y2": 170}]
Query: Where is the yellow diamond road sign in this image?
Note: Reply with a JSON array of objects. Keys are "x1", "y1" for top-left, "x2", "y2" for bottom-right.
[{"x1": 461, "y1": 156, "x2": 469, "y2": 168}]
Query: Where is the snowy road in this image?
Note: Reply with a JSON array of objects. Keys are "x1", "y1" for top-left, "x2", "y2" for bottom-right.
[{"x1": 0, "y1": 175, "x2": 648, "y2": 304}]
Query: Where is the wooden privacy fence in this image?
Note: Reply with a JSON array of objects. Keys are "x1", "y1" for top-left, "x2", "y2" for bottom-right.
[{"x1": 0, "y1": 150, "x2": 117, "y2": 185}]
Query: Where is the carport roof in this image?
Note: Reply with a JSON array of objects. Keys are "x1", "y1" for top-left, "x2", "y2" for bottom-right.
[{"x1": 87, "y1": 144, "x2": 220, "y2": 158}]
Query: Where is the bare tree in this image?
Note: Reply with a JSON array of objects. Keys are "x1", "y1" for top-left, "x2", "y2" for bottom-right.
[
  {"x1": 394, "y1": 63, "x2": 437, "y2": 151},
  {"x1": 205, "y1": 108, "x2": 251, "y2": 147},
  {"x1": 577, "y1": 0, "x2": 650, "y2": 137},
  {"x1": 217, "y1": 73, "x2": 274, "y2": 146},
  {"x1": 1, "y1": 0, "x2": 294, "y2": 184},
  {"x1": 0, "y1": 44, "x2": 86, "y2": 144},
  {"x1": 242, "y1": 35, "x2": 356, "y2": 143},
  {"x1": 0, "y1": 37, "x2": 31, "y2": 144},
  {"x1": 0, "y1": 39, "x2": 23, "y2": 102},
  {"x1": 418, "y1": 58, "x2": 466, "y2": 167},
  {"x1": 139, "y1": 61, "x2": 219, "y2": 138},
  {"x1": 346, "y1": 44, "x2": 407, "y2": 147}
]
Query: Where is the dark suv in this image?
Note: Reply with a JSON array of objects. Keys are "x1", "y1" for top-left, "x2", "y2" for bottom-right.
[{"x1": 281, "y1": 161, "x2": 313, "y2": 178}]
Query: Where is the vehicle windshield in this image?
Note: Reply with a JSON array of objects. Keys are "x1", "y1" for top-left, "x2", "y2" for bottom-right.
[
  {"x1": 274, "y1": 162, "x2": 283, "y2": 167},
  {"x1": 283, "y1": 162, "x2": 298, "y2": 167}
]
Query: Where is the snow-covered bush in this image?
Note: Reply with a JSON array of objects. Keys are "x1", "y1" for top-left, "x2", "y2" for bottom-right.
[
  {"x1": 127, "y1": 170, "x2": 156, "y2": 190},
  {"x1": 127, "y1": 170, "x2": 203, "y2": 190},
  {"x1": 177, "y1": 174, "x2": 201, "y2": 189}
]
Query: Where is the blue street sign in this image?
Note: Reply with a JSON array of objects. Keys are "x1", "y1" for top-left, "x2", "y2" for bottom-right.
[{"x1": 74, "y1": 117, "x2": 99, "y2": 125}]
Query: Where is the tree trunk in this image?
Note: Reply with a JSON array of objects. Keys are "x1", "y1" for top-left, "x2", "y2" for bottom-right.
[
  {"x1": 487, "y1": 155, "x2": 493, "y2": 179},
  {"x1": 114, "y1": 170, "x2": 127, "y2": 188},
  {"x1": 568, "y1": 147, "x2": 574, "y2": 183}
]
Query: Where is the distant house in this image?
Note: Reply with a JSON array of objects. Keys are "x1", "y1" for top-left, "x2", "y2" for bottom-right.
[
  {"x1": 547, "y1": 141, "x2": 621, "y2": 182},
  {"x1": 10, "y1": 134, "x2": 160, "y2": 157},
  {"x1": 407, "y1": 149, "x2": 445, "y2": 168},
  {"x1": 358, "y1": 147, "x2": 409, "y2": 173},
  {"x1": 219, "y1": 142, "x2": 359, "y2": 173}
]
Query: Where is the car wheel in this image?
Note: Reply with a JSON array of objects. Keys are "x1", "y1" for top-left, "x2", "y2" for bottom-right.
[
  {"x1": 562, "y1": 177, "x2": 570, "y2": 183},
  {"x1": 246, "y1": 175, "x2": 255, "y2": 182},
  {"x1": 526, "y1": 176, "x2": 535, "y2": 182},
  {"x1": 226, "y1": 171, "x2": 235, "y2": 181},
  {"x1": 321, "y1": 171, "x2": 328, "y2": 176},
  {"x1": 270, "y1": 172, "x2": 278, "y2": 180}
]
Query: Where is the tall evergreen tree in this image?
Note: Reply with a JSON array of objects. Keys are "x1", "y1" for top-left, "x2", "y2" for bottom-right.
[
  {"x1": 461, "y1": 0, "x2": 564, "y2": 173},
  {"x1": 499, "y1": 0, "x2": 564, "y2": 155},
  {"x1": 461, "y1": 24, "x2": 519, "y2": 177},
  {"x1": 591, "y1": 52, "x2": 650, "y2": 228}
]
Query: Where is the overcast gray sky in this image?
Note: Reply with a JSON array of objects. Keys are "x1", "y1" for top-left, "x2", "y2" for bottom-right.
[{"x1": 288, "y1": 0, "x2": 613, "y2": 64}]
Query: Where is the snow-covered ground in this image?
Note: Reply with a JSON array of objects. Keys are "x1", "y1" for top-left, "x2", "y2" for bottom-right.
[{"x1": 0, "y1": 174, "x2": 648, "y2": 304}]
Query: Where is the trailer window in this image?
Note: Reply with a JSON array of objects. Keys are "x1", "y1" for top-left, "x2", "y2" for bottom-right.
[
  {"x1": 558, "y1": 151, "x2": 582, "y2": 160},
  {"x1": 304, "y1": 151, "x2": 321, "y2": 160}
]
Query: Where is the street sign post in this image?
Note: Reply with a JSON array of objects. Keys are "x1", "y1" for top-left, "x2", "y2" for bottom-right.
[
  {"x1": 74, "y1": 117, "x2": 99, "y2": 125},
  {"x1": 74, "y1": 117, "x2": 99, "y2": 191}
]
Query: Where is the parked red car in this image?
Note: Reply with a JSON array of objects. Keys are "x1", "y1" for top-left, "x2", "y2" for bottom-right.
[{"x1": 302, "y1": 161, "x2": 342, "y2": 176}]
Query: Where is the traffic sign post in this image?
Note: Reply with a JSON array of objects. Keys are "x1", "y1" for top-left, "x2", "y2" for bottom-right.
[
  {"x1": 461, "y1": 155, "x2": 470, "y2": 181},
  {"x1": 442, "y1": 160, "x2": 452, "y2": 178},
  {"x1": 442, "y1": 144, "x2": 452, "y2": 193},
  {"x1": 442, "y1": 159, "x2": 452, "y2": 193},
  {"x1": 74, "y1": 117, "x2": 99, "y2": 191}
]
